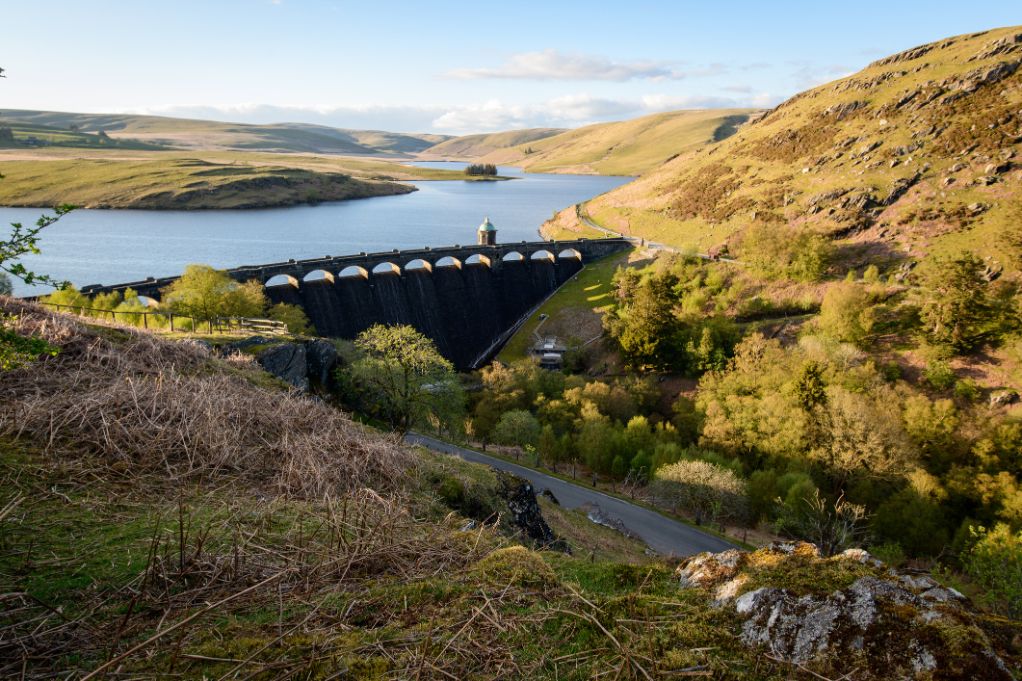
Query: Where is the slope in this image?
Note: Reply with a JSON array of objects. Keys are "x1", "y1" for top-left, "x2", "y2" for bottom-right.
[
  {"x1": 418, "y1": 127, "x2": 565, "y2": 159},
  {"x1": 0, "y1": 109, "x2": 449, "y2": 155},
  {"x1": 574, "y1": 26, "x2": 1022, "y2": 269},
  {"x1": 475, "y1": 109, "x2": 756, "y2": 175}
]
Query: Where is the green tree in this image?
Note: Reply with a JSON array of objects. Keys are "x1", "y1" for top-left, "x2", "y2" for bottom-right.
[
  {"x1": 965, "y1": 523, "x2": 1022, "y2": 618},
  {"x1": 350, "y1": 324, "x2": 458, "y2": 434},
  {"x1": 918, "y1": 252, "x2": 998, "y2": 350},
  {"x1": 161, "y1": 265, "x2": 266, "y2": 321},
  {"x1": 266, "y1": 302, "x2": 312, "y2": 334},
  {"x1": 818, "y1": 280, "x2": 875, "y2": 345},
  {"x1": 607, "y1": 272, "x2": 681, "y2": 371},
  {"x1": 493, "y1": 409, "x2": 541, "y2": 450}
]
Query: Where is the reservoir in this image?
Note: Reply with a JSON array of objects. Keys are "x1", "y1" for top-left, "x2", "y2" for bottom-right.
[{"x1": 2, "y1": 163, "x2": 631, "y2": 296}]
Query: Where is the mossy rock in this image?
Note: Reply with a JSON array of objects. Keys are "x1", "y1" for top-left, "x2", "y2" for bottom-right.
[{"x1": 470, "y1": 546, "x2": 558, "y2": 588}]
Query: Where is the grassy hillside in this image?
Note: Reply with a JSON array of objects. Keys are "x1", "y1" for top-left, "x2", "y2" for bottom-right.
[
  {"x1": 0, "y1": 148, "x2": 474, "y2": 209},
  {"x1": 419, "y1": 127, "x2": 564, "y2": 159},
  {"x1": 0, "y1": 109, "x2": 449, "y2": 155},
  {"x1": 2, "y1": 301, "x2": 1016, "y2": 679},
  {"x1": 473, "y1": 109, "x2": 756, "y2": 175},
  {"x1": 574, "y1": 26, "x2": 1022, "y2": 269}
]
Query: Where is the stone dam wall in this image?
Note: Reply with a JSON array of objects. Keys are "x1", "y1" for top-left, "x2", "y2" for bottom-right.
[{"x1": 81, "y1": 238, "x2": 631, "y2": 368}]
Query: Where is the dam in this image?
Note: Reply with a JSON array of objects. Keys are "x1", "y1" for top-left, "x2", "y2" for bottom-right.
[{"x1": 80, "y1": 224, "x2": 630, "y2": 368}]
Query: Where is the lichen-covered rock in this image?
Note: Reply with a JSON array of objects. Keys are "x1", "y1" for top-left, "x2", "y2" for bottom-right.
[{"x1": 681, "y1": 545, "x2": 1015, "y2": 679}]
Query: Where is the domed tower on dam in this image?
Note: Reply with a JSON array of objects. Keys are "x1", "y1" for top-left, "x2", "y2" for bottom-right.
[{"x1": 477, "y1": 216, "x2": 497, "y2": 246}]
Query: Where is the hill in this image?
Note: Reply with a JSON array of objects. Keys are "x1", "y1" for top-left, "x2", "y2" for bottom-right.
[
  {"x1": 0, "y1": 148, "x2": 476, "y2": 209},
  {"x1": 468, "y1": 109, "x2": 756, "y2": 175},
  {"x1": 0, "y1": 109, "x2": 449, "y2": 155},
  {"x1": 566, "y1": 26, "x2": 1022, "y2": 269},
  {"x1": 418, "y1": 127, "x2": 565, "y2": 159},
  {"x1": 1, "y1": 300, "x2": 1017, "y2": 678}
]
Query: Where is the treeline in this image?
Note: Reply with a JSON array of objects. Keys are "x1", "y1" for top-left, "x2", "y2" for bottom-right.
[
  {"x1": 465, "y1": 163, "x2": 497, "y2": 176},
  {"x1": 461, "y1": 243, "x2": 1022, "y2": 616},
  {"x1": 40, "y1": 264, "x2": 312, "y2": 334}
]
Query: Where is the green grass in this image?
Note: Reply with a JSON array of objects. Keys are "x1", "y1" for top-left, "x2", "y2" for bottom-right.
[
  {"x1": 420, "y1": 128, "x2": 565, "y2": 159},
  {"x1": 475, "y1": 109, "x2": 757, "y2": 176},
  {"x1": 498, "y1": 249, "x2": 632, "y2": 363}
]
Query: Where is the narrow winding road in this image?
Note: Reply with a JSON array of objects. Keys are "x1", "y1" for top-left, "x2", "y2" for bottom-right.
[{"x1": 407, "y1": 433, "x2": 736, "y2": 557}]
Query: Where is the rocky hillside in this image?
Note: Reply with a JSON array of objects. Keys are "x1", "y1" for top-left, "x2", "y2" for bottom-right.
[{"x1": 576, "y1": 26, "x2": 1022, "y2": 268}]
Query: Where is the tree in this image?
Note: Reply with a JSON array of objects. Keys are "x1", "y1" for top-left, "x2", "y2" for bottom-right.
[
  {"x1": 965, "y1": 523, "x2": 1022, "y2": 618},
  {"x1": 607, "y1": 272, "x2": 681, "y2": 371},
  {"x1": 267, "y1": 302, "x2": 312, "y2": 334},
  {"x1": 652, "y1": 459, "x2": 748, "y2": 526},
  {"x1": 0, "y1": 272, "x2": 11, "y2": 296},
  {"x1": 161, "y1": 265, "x2": 266, "y2": 321},
  {"x1": 493, "y1": 409, "x2": 541, "y2": 450},
  {"x1": 1, "y1": 205, "x2": 74, "y2": 290},
  {"x1": 818, "y1": 280, "x2": 875, "y2": 345},
  {"x1": 350, "y1": 324, "x2": 457, "y2": 434},
  {"x1": 918, "y1": 252, "x2": 997, "y2": 351}
]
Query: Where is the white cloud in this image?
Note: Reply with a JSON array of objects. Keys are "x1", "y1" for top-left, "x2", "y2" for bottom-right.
[
  {"x1": 128, "y1": 90, "x2": 781, "y2": 137},
  {"x1": 447, "y1": 49, "x2": 724, "y2": 82}
]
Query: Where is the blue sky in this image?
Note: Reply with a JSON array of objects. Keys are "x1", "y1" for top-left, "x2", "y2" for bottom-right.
[{"x1": 3, "y1": 1, "x2": 1019, "y2": 134}]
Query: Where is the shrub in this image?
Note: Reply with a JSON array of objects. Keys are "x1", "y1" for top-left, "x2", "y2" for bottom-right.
[
  {"x1": 923, "y1": 360, "x2": 956, "y2": 391},
  {"x1": 818, "y1": 281, "x2": 875, "y2": 345},
  {"x1": 652, "y1": 459, "x2": 748, "y2": 526},
  {"x1": 267, "y1": 302, "x2": 312, "y2": 335},
  {"x1": 965, "y1": 523, "x2": 1022, "y2": 618}
]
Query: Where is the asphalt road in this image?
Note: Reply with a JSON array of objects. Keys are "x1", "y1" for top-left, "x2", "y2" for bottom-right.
[{"x1": 407, "y1": 433, "x2": 736, "y2": 557}]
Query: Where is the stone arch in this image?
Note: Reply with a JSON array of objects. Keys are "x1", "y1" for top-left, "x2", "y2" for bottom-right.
[
  {"x1": 302, "y1": 269, "x2": 335, "y2": 284},
  {"x1": 530, "y1": 249, "x2": 555, "y2": 262},
  {"x1": 502, "y1": 251, "x2": 525, "y2": 262},
  {"x1": 465, "y1": 253, "x2": 491, "y2": 267},
  {"x1": 338, "y1": 265, "x2": 369, "y2": 279},
  {"x1": 137, "y1": 295, "x2": 160, "y2": 308},
  {"x1": 557, "y1": 248, "x2": 583, "y2": 261},
  {"x1": 435, "y1": 256, "x2": 462, "y2": 269},
  {"x1": 265, "y1": 274, "x2": 300, "y2": 288},
  {"x1": 372, "y1": 262, "x2": 401, "y2": 276},
  {"x1": 405, "y1": 258, "x2": 433, "y2": 272}
]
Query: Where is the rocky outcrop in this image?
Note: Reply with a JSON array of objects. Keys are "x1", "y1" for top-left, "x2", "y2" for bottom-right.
[
  {"x1": 497, "y1": 472, "x2": 563, "y2": 549},
  {"x1": 221, "y1": 336, "x2": 341, "y2": 392},
  {"x1": 677, "y1": 542, "x2": 1014, "y2": 679},
  {"x1": 256, "y1": 343, "x2": 308, "y2": 391}
]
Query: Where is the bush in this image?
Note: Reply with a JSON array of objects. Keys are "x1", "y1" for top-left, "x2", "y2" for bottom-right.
[
  {"x1": 652, "y1": 459, "x2": 748, "y2": 526},
  {"x1": 965, "y1": 523, "x2": 1022, "y2": 618},
  {"x1": 0, "y1": 272, "x2": 12, "y2": 296},
  {"x1": 739, "y1": 223, "x2": 833, "y2": 282},
  {"x1": 924, "y1": 360, "x2": 956, "y2": 391},
  {"x1": 267, "y1": 302, "x2": 312, "y2": 335},
  {"x1": 872, "y1": 488, "x2": 949, "y2": 557},
  {"x1": 818, "y1": 281, "x2": 875, "y2": 346}
]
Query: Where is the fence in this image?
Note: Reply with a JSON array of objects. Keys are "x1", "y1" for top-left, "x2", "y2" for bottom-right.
[{"x1": 39, "y1": 302, "x2": 289, "y2": 336}]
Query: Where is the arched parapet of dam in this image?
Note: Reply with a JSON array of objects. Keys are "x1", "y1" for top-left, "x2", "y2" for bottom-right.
[
  {"x1": 265, "y1": 274, "x2": 300, "y2": 289},
  {"x1": 435, "y1": 256, "x2": 462, "y2": 270},
  {"x1": 465, "y1": 253, "x2": 491, "y2": 268},
  {"x1": 371, "y1": 262, "x2": 402, "y2": 276},
  {"x1": 501, "y1": 251, "x2": 525, "y2": 262},
  {"x1": 404, "y1": 259, "x2": 433, "y2": 273},
  {"x1": 557, "y1": 248, "x2": 583, "y2": 261},
  {"x1": 530, "y1": 249, "x2": 556, "y2": 262},
  {"x1": 339, "y1": 265, "x2": 370, "y2": 280},
  {"x1": 302, "y1": 269, "x2": 335, "y2": 284}
]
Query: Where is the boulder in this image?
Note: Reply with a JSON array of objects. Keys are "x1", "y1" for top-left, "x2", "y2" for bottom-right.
[
  {"x1": 256, "y1": 343, "x2": 308, "y2": 391},
  {"x1": 498, "y1": 472, "x2": 560, "y2": 547},
  {"x1": 304, "y1": 339, "x2": 339, "y2": 387},
  {"x1": 678, "y1": 545, "x2": 1014, "y2": 679},
  {"x1": 990, "y1": 389, "x2": 1020, "y2": 407}
]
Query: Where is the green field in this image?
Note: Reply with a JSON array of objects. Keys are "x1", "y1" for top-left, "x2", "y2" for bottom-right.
[
  {"x1": 419, "y1": 127, "x2": 565, "y2": 159},
  {"x1": 0, "y1": 149, "x2": 479, "y2": 209},
  {"x1": 498, "y1": 249, "x2": 632, "y2": 363}
]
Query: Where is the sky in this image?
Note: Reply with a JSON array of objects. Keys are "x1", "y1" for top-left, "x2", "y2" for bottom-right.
[{"x1": 2, "y1": 1, "x2": 1020, "y2": 135}]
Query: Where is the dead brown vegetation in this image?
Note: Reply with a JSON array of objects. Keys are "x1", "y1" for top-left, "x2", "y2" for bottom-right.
[{"x1": 0, "y1": 299, "x2": 409, "y2": 497}]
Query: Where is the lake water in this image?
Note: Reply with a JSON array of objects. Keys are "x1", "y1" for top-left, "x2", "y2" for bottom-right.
[{"x1": 2, "y1": 162, "x2": 631, "y2": 295}]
